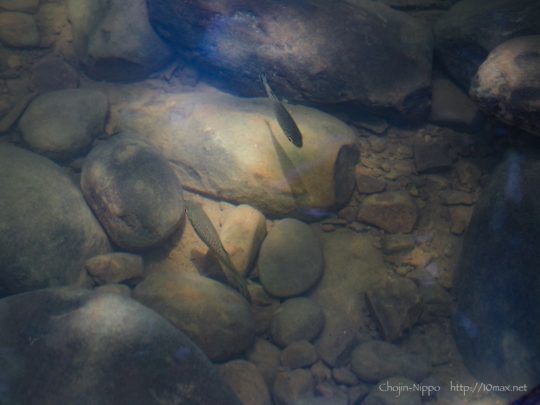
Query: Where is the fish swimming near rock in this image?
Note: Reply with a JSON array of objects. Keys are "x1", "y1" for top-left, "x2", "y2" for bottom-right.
[
  {"x1": 261, "y1": 74, "x2": 303, "y2": 148},
  {"x1": 184, "y1": 199, "x2": 251, "y2": 302}
]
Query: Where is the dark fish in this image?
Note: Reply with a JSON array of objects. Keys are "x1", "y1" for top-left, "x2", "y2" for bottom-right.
[
  {"x1": 261, "y1": 74, "x2": 303, "y2": 148},
  {"x1": 184, "y1": 199, "x2": 251, "y2": 302}
]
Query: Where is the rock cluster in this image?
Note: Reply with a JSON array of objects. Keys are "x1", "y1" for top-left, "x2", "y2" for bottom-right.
[{"x1": 0, "y1": 0, "x2": 537, "y2": 404}]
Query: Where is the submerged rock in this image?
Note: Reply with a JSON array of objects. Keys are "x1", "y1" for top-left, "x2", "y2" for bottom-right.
[
  {"x1": 30, "y1": 56, "x2": 80, "y2": 93},
  {"x1": 246, "y1": 339, "x2": 282, "y2": 388},
  {"x1": 258, "y1": 219, "x2": 324, "y2": 298},
  {"x1": 434, "y1": 0, "x2": 540, "y2": 89},
  {"x1": 270, "y1": 297, "x2": 325, "y2": 347},
  {"x1": 0, "y1": 288, "x2": 241, "y2": 405},
  {"x1": 146, "y1": 0, "x2": 432, "y2": 118},
  {"x1": 470, "y1": 35, "x2": 540, "y2": 137},
  {"x1": 19, "y1": 89, "x2": 108, "y2": 160},
  {"x1": 219, "y1": 360, "x2": 273, "y2": 405},
  {"x1": 133, "y1": 271, "x2": 255, "y2": 361},
  {"x1": 107, "y1": 83, "x2": 359, "y2": 217},
  {"x1": 453, "y1": 150, "x2": 540, "y2": 387},
  {"x1": 0, "y1": 0, "x2": 40, "y2": 13},
  {"x1": 365, "y1": 277, "x2": 423, "y2": 342},
  {"x1": 351, "y1": 340, "x2": 431, "y2": 383},
  {"x1": 84, "y1": 252, "x2": 144, "y2": 285},
  {"x1": 67, "y1": 0, "x2": 172, "y2": 81},
  {"x1": 220, "y1": 204, "x2": 267, "y2": 276},
  {"x1": 413, "y1": 140, "x2": 452, "y2": 173},
  {"x1": 81, "y1": 133, "x2": 185, "y2": 250},
  {"x1": 280, "y1": 341, "x2": 318, "y2": 369},
  {"x1": 0, "y1": 144, "x2": 110, "y2": 297},
  {"x1": 357, "y1": 191, "x2": 418, "y2": 233},
  {"x1": 430, "y1": 76, "x2": 481, "y2": 129},
  {"x1": 311, "y1": 229, "x2": 387, "y2": 366},
  {"x1": 0, "y1": 12, "x2": 40, "y2": 48},
  {"x1": 273, "y1": 369, "x2": 315, "y2": 405}
]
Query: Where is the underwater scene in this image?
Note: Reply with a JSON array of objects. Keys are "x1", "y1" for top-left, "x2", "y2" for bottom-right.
[{"x1": 1, "y1": 0, "x2": 540, "y2": 404}]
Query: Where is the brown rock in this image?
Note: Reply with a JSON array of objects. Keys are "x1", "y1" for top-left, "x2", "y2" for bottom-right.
[
  {"x1": 382, "y1": 234, "x2": 416, "y2": 254},
  {"x1": 0, "y1": 0, "x2": 40, "y2": 13},
  {"x1": 37, "y1": 3, "x2": 68, "y2": 47},
  {"x1": 337, "y1": 205, "x2": 359, "y2": 222},
  {"x1": 108, "y1": 83, "x2": 359, "y2": 217},
  {"x1": 314, "y1": 382, "x2": 349, "y2": 404},
  {"x1": 430, "y1": 76, "x2": 480, "y2": 128},
  {"x1": 332, "y1": 367, "x2": 359, "y2": 386},
  {"x1": 365, "y1": 277, "x2": 423, "y2": 341},
  {"x1": 246, "y1": 339, "x2": 282, "y2": 388},
  {"x1": 449, "y1": 206, "x2": 473, "y2": 234},
  {"x1": 280, "y1": 341, "x2": 318, "y2": 369},
  {"x1": 414, "y1": 140, "x2": 452, "y2": 173},
  {"x1": 133, "y1": 271, "x2": 255, "y2": 361},
  {"x1": 470, "y1": 35, "x2": 540, "y2": 136},
  {"x1": 310, "y1": 360, "x2": 332, "y2": 384},
  {"x1": 357, "y1": 192, "x2": 418, "y2": 233},
  {"x1": 386, "y1": 160, "x2": 415, "y2": 179},
  {"x1": 439, "y1": 190, "x2": 475, "y2": 205},
  {"x1": 146, "y1": 0, "x2": 433, "y2": 118},
  {"x1": 355, "y1": 166, "x2": 386, "y2": 194},
  {"x1": 273, "y1": 369, "x2": 315, "y2": 405},
  {"x1": 84, "y1": 252, "x2": 144, "y2": 285},
  {"x1": 270, "y1": 297, "x2": 325, "y2": 348},
  {"x1": 311, "y1": 230, "x2": 386, "y2": 366},
  {"x1": 404, "y1": 248, "x2": 433, "y2": 268},
  {"x1": 434, "y1": 0, "x2": 540, "y2": 89},
  {"x1": 455, "y1": 160, "x2": 481, "y2": 191},
  {"x1": 94, "y1": 283, "x2": 132, "y2": 296},
  {"x1": 31, "y1": 56, "x2": 79, "y2": 93},
  {"x1": 348, "y1": 383, "x2": 371, "y2": 405},
  {"x1": 351, "y1": 341, "x2": 430, "y2": 383},
  {"x1": 0, "y1": 12, "x2": 40, "y2": 48},
  {"x1": 367, "y1": 136, "x2": 387, "y2": 153},
  {"x1": 220, "y1": 204, "x2": 267, "y2": 276},
  {"x1": 219, "y1": 360, "x2": 272, "y2": 405}
]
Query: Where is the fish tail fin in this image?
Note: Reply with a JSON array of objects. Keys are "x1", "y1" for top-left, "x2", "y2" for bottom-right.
[{"x1": 260, "y1": 73, "x2": 277, "y2": 101}]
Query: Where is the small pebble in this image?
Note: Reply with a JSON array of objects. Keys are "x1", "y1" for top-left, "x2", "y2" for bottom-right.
[
  {"x1": 332, "y1": 367, "x2": 359, "y2": 386},
  {"x1": 310, "y1": 360, "x2": 332, "y2": 383},
  {"x1": 281, "y1": 340, "x2": 318, "y2": 369},
  {"x1": 321, "y1": 223, "x2": 336, "y2": 232}
]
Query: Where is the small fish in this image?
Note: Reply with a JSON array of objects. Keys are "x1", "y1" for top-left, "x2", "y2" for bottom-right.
[
  {"x1": 184, "y1": 200, "x2": 251, "y2": 302},
  {"x1": 261, "y1": 74, "x2": 303, "y2": 148}
]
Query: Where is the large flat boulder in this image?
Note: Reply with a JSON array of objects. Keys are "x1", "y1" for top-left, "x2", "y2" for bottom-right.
[
  {"x1": 146, "y1": 0, "x2": 433, "y2": 118},
  {"x1": 434, "y1": 0, "x2": 540, "y2": 90},
  {"x1": 453, "y1": 150, "x2": 540, "y2": 387},
  {"x1": 0, "y1": 288, "x2": 241, "y2": 405},
  {"x1": 105, "y1": 83, "x2": 359, "y2": 217},
  {"x1": 0, "y1": 144, "x2": 110, "y2": 297}
]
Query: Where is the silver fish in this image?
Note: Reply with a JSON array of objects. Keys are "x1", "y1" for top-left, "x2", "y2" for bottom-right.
[
  {"x1": 261, "y1": 74, "x2": 303, "y2": 148},
  {"x1": 184, "y1": 199, "x2": 251, "y2": 302}
]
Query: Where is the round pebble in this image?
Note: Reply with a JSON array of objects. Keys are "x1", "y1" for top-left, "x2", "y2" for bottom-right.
[
  {"x1": 259, "y1": 219, "x2": 324, "y2": 297},
  {"x1": 270, "y1": 297, "x2": 325, "y2": 347}
]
